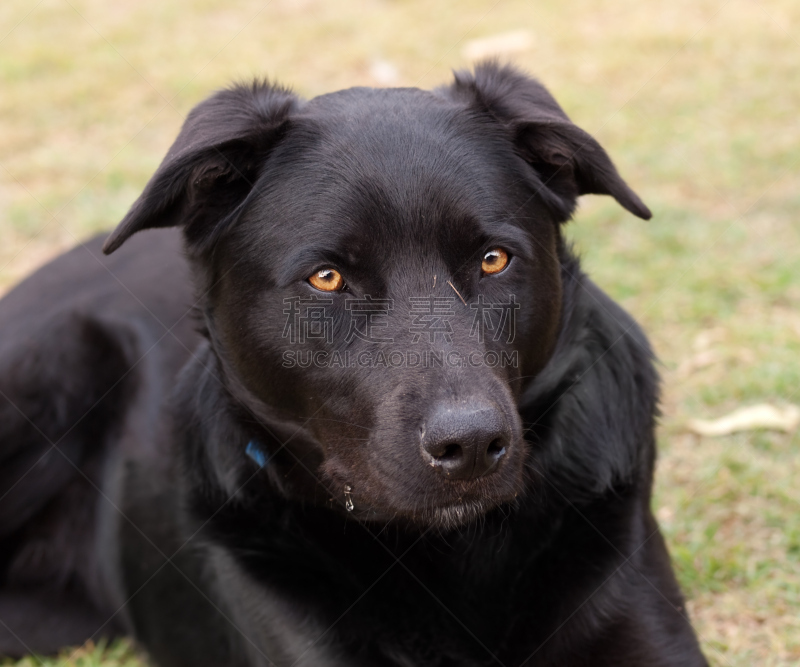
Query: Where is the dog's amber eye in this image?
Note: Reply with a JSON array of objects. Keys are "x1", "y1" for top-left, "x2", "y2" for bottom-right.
[
  {"x1": 308, "y1": 268, "x2": 345, "y2": 292},
  {"x1": 481, "y1": 248, "x2": 509, "y2": 275}
]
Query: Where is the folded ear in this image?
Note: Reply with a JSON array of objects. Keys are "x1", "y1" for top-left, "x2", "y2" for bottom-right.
[
  {"x1": 446, "y1": 62, "x2": 651, "y2": 222},
  {"x1": 103, "y1": 81, "x2": 299, "y2": 255}
]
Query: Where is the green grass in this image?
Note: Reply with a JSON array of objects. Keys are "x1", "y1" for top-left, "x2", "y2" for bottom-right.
[
  {"x1": 0, "y1": 640, "x2": 143, "y2": 667},
  {"x1": 1, "y1": 0, "x2": 799, "y2": 664}
]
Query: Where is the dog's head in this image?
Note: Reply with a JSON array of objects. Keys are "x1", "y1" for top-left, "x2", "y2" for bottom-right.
[{"x1": 105, "y1": 63, "x2": 649, "y2": 529}]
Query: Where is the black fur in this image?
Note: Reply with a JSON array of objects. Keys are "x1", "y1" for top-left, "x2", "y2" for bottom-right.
[{"x1": 0, "y1": 63, "x2": 706, "y2": 666}]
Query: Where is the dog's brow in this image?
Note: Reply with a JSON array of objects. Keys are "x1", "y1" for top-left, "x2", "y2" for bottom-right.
[
  {"x1": 277, "y1": 246, "x2": 348, "y2": 285},
  {"x1": 484, "y1": 222, "x2": 535, "y2": 261}
]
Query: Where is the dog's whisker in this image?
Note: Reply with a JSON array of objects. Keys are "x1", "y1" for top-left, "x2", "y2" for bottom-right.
[{"x1": 446, "y1": 279, "x2": 467, "y2": 306}]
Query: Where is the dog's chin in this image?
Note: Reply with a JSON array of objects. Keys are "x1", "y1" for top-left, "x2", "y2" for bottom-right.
[
  {"x1": 350, "y1": 497, "x2": 504, "y2": 532},
  {"x1": 420, "y1": 499, "x2": 498, "y2": 530}
]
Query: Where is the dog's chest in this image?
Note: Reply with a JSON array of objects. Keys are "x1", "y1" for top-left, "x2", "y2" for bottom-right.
[{"x1": 207, "y1": 532, "x2": 520, "y2": 667}]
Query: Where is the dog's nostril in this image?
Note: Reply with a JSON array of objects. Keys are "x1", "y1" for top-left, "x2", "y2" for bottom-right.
[
  {"x1": 487, "y1": 438, "x2": 505, "y2": 458},
  {"x1": 437, "y1": 443, "x2": 463, "y2": 463}
]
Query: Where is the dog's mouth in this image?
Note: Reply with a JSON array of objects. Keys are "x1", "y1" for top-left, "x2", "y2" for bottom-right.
[
  {"x1": 326, "y1": 469, "x2": 524, "y2": 530},
  {"x1": 345, "y1": 497, "x2": 507, "y2": 530}
]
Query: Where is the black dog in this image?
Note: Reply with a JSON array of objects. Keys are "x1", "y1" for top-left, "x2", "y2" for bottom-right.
[{"x1": 0, "y1": 63, "x2": 707, "y2": 666}]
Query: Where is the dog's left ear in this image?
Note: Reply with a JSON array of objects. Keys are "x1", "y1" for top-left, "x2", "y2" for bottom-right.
[
  {"x1": 446, "y1": 62, "x2": 651, "y2": 222},
  {"x1": 103, "y1": 82, "x2": 299, "y2": 255}
]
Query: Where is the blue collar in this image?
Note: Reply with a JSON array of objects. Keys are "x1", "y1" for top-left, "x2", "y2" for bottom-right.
[{"x1": 245, "y1": 440, "x2": 269, "y2": 468}]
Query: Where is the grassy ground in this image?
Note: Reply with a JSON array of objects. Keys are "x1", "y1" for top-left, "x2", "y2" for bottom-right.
[{"x1": 1, "y1": 0, "x2": 798, "y2": 664}]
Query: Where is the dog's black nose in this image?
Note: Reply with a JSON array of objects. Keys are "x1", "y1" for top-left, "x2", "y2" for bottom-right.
[{"x1": 421, "y1": 401, "x2": 509, "y2": 480}]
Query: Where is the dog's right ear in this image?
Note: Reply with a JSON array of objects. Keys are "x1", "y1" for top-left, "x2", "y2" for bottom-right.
[{"x1": 103, "y1": 82, "x2": 299, "y2": 255}]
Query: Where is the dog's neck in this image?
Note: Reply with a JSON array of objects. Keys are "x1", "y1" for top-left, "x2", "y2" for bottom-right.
[{"x1": 518, "y1": 248, "x2": 659, "y2": 507}]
